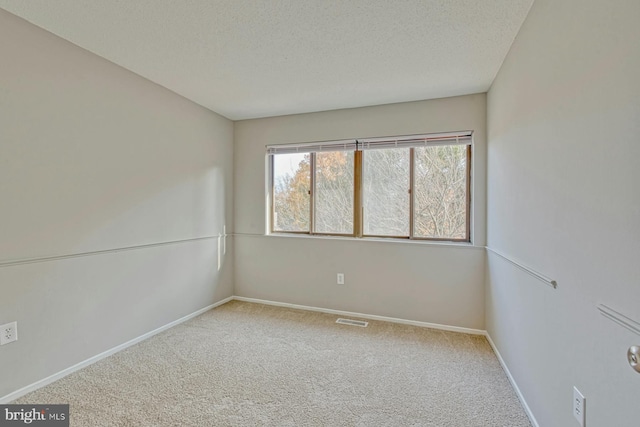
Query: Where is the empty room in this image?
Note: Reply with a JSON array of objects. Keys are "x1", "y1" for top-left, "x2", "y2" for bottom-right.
[{"x1": 1, "y1": 1, "x2": 638, "y2": 426}]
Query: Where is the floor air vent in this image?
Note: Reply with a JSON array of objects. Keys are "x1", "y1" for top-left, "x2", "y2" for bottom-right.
[{"x1": 336, "y1": 318, "x2": 368, "y2": 327}]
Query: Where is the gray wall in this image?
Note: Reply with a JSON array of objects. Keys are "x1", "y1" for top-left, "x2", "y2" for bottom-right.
[
  {"x1": 0, "y1": 10, "x2": 234, "y2": 398},
  {"x1": 486, "y1": 0, "x2": 640, "y2": 425},
  {"x1": 234, "y1": 95, "x2": 487, "y2": 329}
]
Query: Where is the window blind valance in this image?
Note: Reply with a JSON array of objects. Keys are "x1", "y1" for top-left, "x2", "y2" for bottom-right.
[
  {"x1": 266, "y1": 131, "x2": 472, "y2": 154},
  {"x1": 266, "y1": 139, "x2": 357, "y2": 155},
  {"x1": 358, "y1": 131, "x2": 472, "y2": 150}
]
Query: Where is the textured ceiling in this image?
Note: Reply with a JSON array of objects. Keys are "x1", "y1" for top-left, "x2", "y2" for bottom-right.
[{"x1": 0, "y1": 0, "x2": 533, "y2": 120}]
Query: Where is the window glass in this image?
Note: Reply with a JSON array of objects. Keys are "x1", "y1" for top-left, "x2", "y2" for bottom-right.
[
  {"x1": 362, "y1": 148, "x2": 410, "y2": 236},
  {"x1": 273, "y1": 153, "x2": 310, "y2": 232},
  {"x1": 315, "y1": 151, "x2": 354, "y2": 234},
  {"x1": 414, "y1": 145, "x2": 467, "y2": 239}
]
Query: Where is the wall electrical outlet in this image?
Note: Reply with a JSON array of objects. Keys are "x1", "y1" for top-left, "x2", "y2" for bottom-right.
[
  {"x1": 573, "y1": 386, "x2": 585, "y2": 426},
  {"x1": 337, "y1": 273, "x2": 345, "y2": 285},
  {"x1": 0, "y1": 321, "x2": 18, "y2": 345}
]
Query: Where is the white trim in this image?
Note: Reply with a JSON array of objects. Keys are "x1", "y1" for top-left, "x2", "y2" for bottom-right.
[
  {"x1": 232, "y1": 296, "x2": 485, "y2": 335},
  {"x1": 485, "y1": 332, "x2": 540, "y2": 427},
  {"x1": 597, "y1": 304, "x2": 640, "y2": 336},
  {"x1": 235, "y1": 232, "x2": 483, "y2": 250},
  {"x1": 0, "y1": 296, "x2": 234, "y2": 404},
  {"x1": 485, "y1": 247, "x2": 557, "y2": 289},
  {"x1": 0, "y1": 235, "x2": 221, "y2": 268}
]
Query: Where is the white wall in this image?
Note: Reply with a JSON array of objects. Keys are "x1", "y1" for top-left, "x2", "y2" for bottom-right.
[
  {"x1": 234, "y1": 95, "x2": 487, "y2": 329},
  {"x1": 0, "y1": 10, "x2": 234, "y2": 398},
  {"x1": 486, "y1": 0, "x2": 640, "y2": 425}
]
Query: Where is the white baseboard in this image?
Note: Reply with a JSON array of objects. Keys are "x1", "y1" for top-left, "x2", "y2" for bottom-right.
[
  {"x1": 485, "y1": 332, "x2": 539, "y2": 427},
  {"x1": 232, "y1": 296, "x2": 486, "y2": 335},
  {"x1": 0, "y1": 296, "x2": 234, "y2": 404}
]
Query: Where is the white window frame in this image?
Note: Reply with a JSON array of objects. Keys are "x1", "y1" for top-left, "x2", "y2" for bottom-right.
[{"x1": 267, "y1": 131, "x2": 473, "y2": 243}]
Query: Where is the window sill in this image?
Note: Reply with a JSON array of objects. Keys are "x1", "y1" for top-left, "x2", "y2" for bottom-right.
[{"x1": 242, "y1": 232, "x2": 482, "y2": 249}]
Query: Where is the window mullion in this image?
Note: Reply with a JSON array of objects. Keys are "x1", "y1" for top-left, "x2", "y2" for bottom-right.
[
  {"x1": 466, "y1": 144, "x2": 472, "y2": 242},
  {"x1": 269, "y1": 155, "x2": 274, "y2": 234},
  {"x1": 354, "y1": 150, "x2": 363, "y2": 237},
  {"x1": 409, "y1": 148, "x2": 415, "y2": 239},
  {"x1": 310, "y1": 153, "x2": 315, "y2": 234}
]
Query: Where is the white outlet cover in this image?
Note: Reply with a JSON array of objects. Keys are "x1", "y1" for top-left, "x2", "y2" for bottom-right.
[
  {"x1": 573, "y1": 386, "x2": 585, "y2": 426},
  {"x1": 337, "y1": 273, "x2": 345, "y2": 285},
  {"x1": 0, "y1": 321, "x2": 18, "y2": 345}
]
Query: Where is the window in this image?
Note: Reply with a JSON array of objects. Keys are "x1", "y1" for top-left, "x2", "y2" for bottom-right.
[{"x1": 267, "y1": 132, "x2": 472, "y2": 242}]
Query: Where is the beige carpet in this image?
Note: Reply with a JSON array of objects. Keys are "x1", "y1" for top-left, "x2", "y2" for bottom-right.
[{"x1": 14, "y1": 301, "x2": 531, "y2": 426}]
